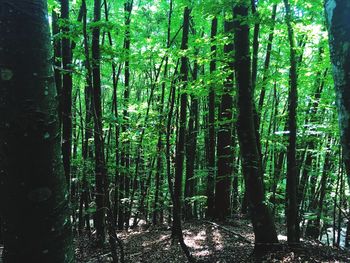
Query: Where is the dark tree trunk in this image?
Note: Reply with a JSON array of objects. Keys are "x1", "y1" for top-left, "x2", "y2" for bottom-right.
[
  {"x1": 78, "y1": 0, "x2": 94, "y2": 233},
  {"x1": 52, "y1": 9, "x2": 62, "y2": 126},
  {"x1": 92, "y1": 0, "x2": 106, "y2": 246},
  {"x1": 172, "y1": 6, "x2": 190, "y2": 240},
  {"x1": 214, "y1": 18, "x2": 234, "y2": 221},
  {"x1": 61, "y1": 0, "x2": 73, "y2": 188},
  {"x1": 251, "y1": 0, "x2": 260, "y2": 92},
  {"x1": 153, "y1": 0, "x2": 172, "y2": 226},
  {"x1": 118, "y1": 0, "x2": 133, "y2": 230},
  {"x1": 185, "y1": 64, "x2": 199, "y2": 220},
  {"x1": 0, "y1": 1, "x2": 74, "y2": 261},
  {"x1": 325, "y1": 0, "x2": 350, "y2": 191},
  {"x1": 206, "y1": 17, "x2": 218, "y2": 219},
  {"x1": 305, "y1": 137, "x2": 333, "y2": 238},
  {"x1": 234, "y1": 2, "x2": 278, "y2": 252},
  {"x1": 284, "y1": 0, "x2": 300, "y2": 244},
  {"x1": 171, "y1": 6, "x2": 194, "y2": 262}
]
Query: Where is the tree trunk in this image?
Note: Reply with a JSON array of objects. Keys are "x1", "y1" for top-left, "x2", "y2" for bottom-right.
[
  {"x1": 206, "y1": 17, "x2": 218, "y2": 219},
  {"x1": 92, "y1": 0, "x2": 106, "y2": 246},
  {"x1": 0, "y1": 1, "x2": 74, "y2": 261},
  {"x1": 284, "y1": 0, "x2": 300, "y2": 244},
  {"x1": 61, "y1": 0, "x2": 73, "y2": 188},
  {"x1": 325, "y1": 0, "x2": 350, "y2": 191},
  {"x1": 52, "y1": 9, "x2": 62, "y2": 126},
  {"x1": 234, "y1": 2, "x2": 278, "y2": 252},
  {"x1": 118, "y1": 0, "x2": 133, "y2": 230},
  {"x1": 215, "y1": 18, "x2": 234, "y2": 221},
  {"x1": 171, "y1": 6, "x2": 195, "y2": 262},
  {"x1": 172, "y1": 6, "x2": 190, "y2": 240},
  {"x1": 257, "y1": 4, "x2": 277, "y2": 116},
  {"x1": 185, "y1": 77, "x2": 199, "y2": 220}
]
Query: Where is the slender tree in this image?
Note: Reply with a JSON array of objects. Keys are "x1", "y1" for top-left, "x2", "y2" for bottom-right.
[
  {"x1": 61, "y1": 0, "x2": 73, "y2": 187},
  {"x1": 234, "y1": 1, "x2": 279, "y2": 252},
  {"x1": 206, "y1": 17, "x2": 218, "y2": 218},
  {"x1": 284, "y1": 0, "x2": 300, "y2": 244},
  {"x1": 0, "y1": 0, "x2": 74, "y2": 261},
  {"x1": 118, "y1": 0, "x2": 133, "y2": 230},
  {"x1": 92, "y1": 0, "x2": 106, "y2": 246},
  {"x1": 171, "y1": 6, "x2": 195, "y2": 262},
  {"x1": 215, "y1": 18, "x2": 234, "y2": 221}
]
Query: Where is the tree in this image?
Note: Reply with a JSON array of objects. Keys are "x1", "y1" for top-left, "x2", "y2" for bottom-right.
[
  {"x1": 284, "y1": 0, "x2": 300, "y2": 244},
  {"x1": 118, "y1": 0, "x2": 133, "y2": 230},
  {"x1": 61, "y1": 0, "x2": 73, "y2": 187},
  {"x1": 0, "y1": 0, "x2": 74, "y2": 261},
  {"x1": 206, "y1": 17, "x2": 218, "y2": 219},
  {"x1": 325, "y1": 0, "x2": 350, "y2": 189},
  {"x1": 92, "y1": 0, "x2": 106, "y2": 246},
  {"x1": 214, "y1": 17, "x2": 234, "y2": 221},
  {"x1": 171, "y1": 6, "x2": 195, "y2": 262},
  {"x1": 234, "y1": 1, "x2": 279, "y2": 252}
]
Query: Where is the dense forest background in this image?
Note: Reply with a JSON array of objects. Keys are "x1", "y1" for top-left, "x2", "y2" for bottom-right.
[{"x1": 2, "y1": 0, "x2": 350, "y2": 262}]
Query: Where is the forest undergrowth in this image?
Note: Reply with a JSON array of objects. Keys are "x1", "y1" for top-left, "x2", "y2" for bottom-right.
[{"x1": 75, "y1": 216, "x2": 350, "y2": 263}]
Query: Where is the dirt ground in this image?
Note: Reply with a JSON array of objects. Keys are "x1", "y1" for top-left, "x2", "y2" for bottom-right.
[{"x1": 75, "y1": 218, "x2": 350, "y2": 263}]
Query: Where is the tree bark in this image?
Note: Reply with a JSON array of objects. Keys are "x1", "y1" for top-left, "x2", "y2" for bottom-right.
[
  {"x1": 61, "y1": 0, "x2": 73, "y2": 188},
  {"x1": 92, "y1": 0, "x2": 106, "y2": 246},
  {"x1": 118, "y1": 0, "x2": 133, "y2": 230},
  {"x1": 206, "y1": 17, "x2": 218, "y2": 219},
  {"x1": 284, "y1": 0, "x2": 300, "y2": 244},
  {"x1": 325, "y1": 0, "x2": 350, "y2": 191},
  {"x1": 171, "y1": 6, "x2": 195, "y2": 262},
  {"x1": 0, "y1": 1, "x2": 74, "y2": 261},
  {"x1": 215, "y1": 18, "x2": 234, "y2": 221},
  {"x1": 234, "y1": 2, "x2": 278, "y2": 252}
]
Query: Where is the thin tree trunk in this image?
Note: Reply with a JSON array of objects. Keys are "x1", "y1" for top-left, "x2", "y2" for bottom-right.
[
  {"x1": 206, "y1": 17, "x2": 218, "y2": 219},
  {"x1": 92, "y1": 0, "x2": 106, "y2": 246},
  {"x1": 284, "y1": 0, "x2": 300, "y2": 244},
  {"x1": 171, "y1": 6, "x2": 195, "y2": 262},
  {"x1": 118, "y1": 0, "x2": 133, "y2": 230},
  {"x1": 61, "y1": 0, "x2": 73, "y2": 189},
  {"x1": 215, "y1": 18, "x2": 234, "y2": 221},
  {"x1": 257, "y1": 4, "x2": 277, "y2": 116},
  {"x1": 52, "y1": 9, "x2": 62, "y2": 127}
]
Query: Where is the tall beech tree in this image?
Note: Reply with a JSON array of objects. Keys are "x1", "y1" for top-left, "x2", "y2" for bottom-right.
[
  {"x1": 171, "y1": 6, "x2": 194, "y2": 262},
  {"x1": 0, "y1": 0, "x2": 73, "y2": 261},
  {"x1": 206, "y1": 17, "x2": 218, "y2": 218},
  {"x1": 61, "y1": 0, "x2": 73, "y2": 187},
  {"x1": 92, "y1": 0, "x2": 106, "y2": 246},
  {"x1": 234, "y1": 1, "x2": 278, "y2": 251},
  {"x1": 214, "y1": 17, "x2": 234, "y2": 220},
  {"x1": 325, "y1": 1, "x2": 350, "y2": 188},
  {"x1": 118, "y1": 0, "x2": 133, "y2": 230},
  {"x1": 284, "y1": 0, "x2": 300, "y2": 244}
]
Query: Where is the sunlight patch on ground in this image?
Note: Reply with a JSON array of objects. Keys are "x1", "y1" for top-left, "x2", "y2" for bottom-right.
[
  {"x1": 278, "y1": 234, "x2": 287, "y2": 241},
  {"x1": 212, "y1": 229, "x2": 224, "y2": 250},
  {"x1": 184, "y1": 230, "x2": 207, "y2": 249},
  {"x1": 193, "y1": 249, "x2": 211, "y2": 257}
]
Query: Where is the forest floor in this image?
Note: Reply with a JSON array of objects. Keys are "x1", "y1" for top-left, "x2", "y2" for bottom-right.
[{"x1": 75, "y1": 216, "x2": 350, "y2": 263}]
